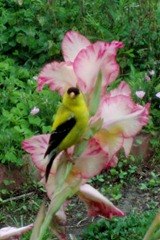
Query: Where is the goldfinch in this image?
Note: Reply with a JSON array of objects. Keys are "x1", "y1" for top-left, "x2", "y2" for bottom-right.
[{"x1": 44, "y1": 87, "x2": 89, "y2": 181}]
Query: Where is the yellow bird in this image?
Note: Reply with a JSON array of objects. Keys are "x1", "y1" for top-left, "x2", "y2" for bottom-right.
[{"x1": 44, "y1": 87, "x2": 89, "y2": 181}]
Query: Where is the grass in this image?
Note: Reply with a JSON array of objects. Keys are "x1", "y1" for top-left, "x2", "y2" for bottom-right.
[{"x1": 80, "y1": 210, "x2": 160, "y2": 240}]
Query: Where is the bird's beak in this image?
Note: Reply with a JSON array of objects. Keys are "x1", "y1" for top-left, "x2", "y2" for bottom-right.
[{"x1": 69, "y1": 92, "x2": 76, "y2": 98}]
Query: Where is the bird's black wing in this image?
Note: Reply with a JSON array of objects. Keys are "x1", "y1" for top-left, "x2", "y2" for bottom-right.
[
  {"x1": 44, "y1": 116, "x2": 76, "y2": 158},
  {"x1": 44, "y1": 116, "x2": 76, "y2": 181}
]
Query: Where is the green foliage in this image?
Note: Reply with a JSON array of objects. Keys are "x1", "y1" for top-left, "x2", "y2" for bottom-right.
[
  {"x1": 121, "y1": 64, "x2": 160, "y2": 129},
  {"x1": 80, "y1": 210, "x2": 159, "y2": 240},
  {"x1": 139, "y1": 171, "x2": 160, "y2": 190},
  {"x1": 1, "y1": 0, "x2": 159, "y2": 71},
  {"x1": 150, "y1": 135, "x2": 160, "y2": 161},
  {"x1": 0, "y1": 0, "x2": 159, "y2": 168},
  {"x1": 0, "y1": 57, "x2": 60, "y2": 166},
  {"x1": 82, "y1": 0, "x2": 160, "y2": 70},
  {"x1": 88, "y1": 156, "x2": 137, "y2": 200},
  {"x1": 0, "y1": 0, "x2": 61, "y2": 67},
  {"x1": 0, "y1": 0, "x2": 88, "y2": 67}
]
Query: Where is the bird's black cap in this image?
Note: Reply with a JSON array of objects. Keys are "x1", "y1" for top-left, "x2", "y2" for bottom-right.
[{"x1": 67, "y1": 87, "x2": 80, "y2": 96}]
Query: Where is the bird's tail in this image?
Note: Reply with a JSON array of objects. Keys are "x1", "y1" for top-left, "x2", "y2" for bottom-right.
[{"x1": 45, "y1": 151, "x2": 57, "y2": 182}]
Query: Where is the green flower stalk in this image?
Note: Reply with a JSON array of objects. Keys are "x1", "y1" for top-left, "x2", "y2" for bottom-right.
[{"x1": 143, "y1": 212, "x2": 160, "y2": 240}]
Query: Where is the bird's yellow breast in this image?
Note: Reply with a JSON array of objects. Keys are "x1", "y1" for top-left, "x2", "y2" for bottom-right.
[{"x1": 52, "y1": 91, "x2": 89, "y2": 151}]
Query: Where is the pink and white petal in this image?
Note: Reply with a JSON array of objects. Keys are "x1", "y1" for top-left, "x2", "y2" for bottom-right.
[
  {"x1": 94, "y1": 131, "x2": 123, "y2": 159},
  {"x1": 101, "y1": 58, "x2": 119, "y2": 90},
  {"x1": 91, "y1": 96, "x2": 149, "y2": 158},
  {"x1": 62, "y1": 31, "x2": 91, "y2": 62},
  {"x1": 44, "y1": 154, "x2": 75, "y2": 199},
  {"x1": 0, "y1": 224, "x2": 33, "y2": 239},
  {"x1": 109, "y1": 40, "x2": 124, "y2": 50},
  {"x1": 74, "y1": 41, "x2": 108, "y2": 94},
  {"x1": 123, "y1": 137, "x2": 134, "y2": 157},
  {"x1": 106, "y1": 105, "x2": 150, "y2": 138},
  {"x1": 72, "y1": 139, "x2": 108, "y2": 179},
  {"x1": 100, "y1": 95, "x2": 134, "y2": 127},
  {"x1": 107, "y1": 81, "x2": 132, "y2": 97},
  {"x1": 134, "y1": 103, "x2": 150, "y2": 125},
  {"x1": 22, "y1": 134, "x2": 53, "y2": 173},
  {"x1": 37, "y1": 61, "x2": 77, "y2": 95},
  {"x1": 78, "y1": 184, "x2": 125, "y2": 219},
  {"x1": 105, "y1": 155, "x2": 119, "y2": 169},
  {"x1": 100, "y1": 96, "x2": 150, "y2": 137},
  {"x1": 44, "y1": 173, "x2": 55, "y2": 199},
  {"x1": 101, "y1": 41, "x2": 124, "y2": 90},
  {"x1": 89, "y1": 94, "x2": 124, "y2": 126}
]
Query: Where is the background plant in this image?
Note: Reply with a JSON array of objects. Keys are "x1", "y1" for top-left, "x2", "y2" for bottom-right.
[
  {"x1": 0, "y1": 57, "x2": 60, "y2": 166},
  {"x1": 80, "y1": 210, "x2": 160, "y2": 240},
  {"x1": 1, "y1": 0, "x2": 160, "y2": 69}
]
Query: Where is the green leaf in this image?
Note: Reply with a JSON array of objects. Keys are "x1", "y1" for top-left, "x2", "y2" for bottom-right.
[
  {"x1": 37, "y1": 179, "x2": 81, "y2": 240},
  {"x1": 155, "y1": 83, "x2": 160, "y2": 92},
  {"x1": 14, "y1": 125, "x2": 23, "y2": 133},
  {"x1": 110, "y1": 169, "x2": 118, "y2": 176},
  {"x1": 30, "y1": 201, "x2": 46, "y2": 240},
  {"x1": 89, "y1": 71, "x2": 102, "y2": 117},
  {"x1": 74, "y1": 139, "x2": 88, "y2": 158},
  {"x1": 90, "y1": 118, "x2": 103, "y2": 136},
  {"x1": 28, "y1": 116, "x2": 41, "y2": 126}
]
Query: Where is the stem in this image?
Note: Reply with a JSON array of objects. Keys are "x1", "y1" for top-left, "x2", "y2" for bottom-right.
[
  {"x1": 55, "y1": 161, "x2": 73, "y2": 194},
  {"x1": 143, "y1": 212, "x2": 160, "y2": 240},
  {"x1": 30, "y1": 202, "x2": 46, "y2": 240},
  {"x1": 38, "y1": 186, "x2": 73, "y2": 240},
  {"x1": 151, "y1": 228, "x2": 160, "y2": 240},
  {"x1": 35, "y1": 162, "x2": 76, "y2": 240}
]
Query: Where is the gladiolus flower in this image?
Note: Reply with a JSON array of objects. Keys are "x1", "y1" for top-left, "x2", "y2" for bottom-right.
[
  {"x1": 91, "y1": 83, "x2": 149, "y2": 159},
  {"x1": 135, "y1": 91, "x2": 145, "y2": 99},
  {"x1": 22, "y1": 31, "x2": 150, "y2": 240},
  {"x1": 78, "y1": 184, "x2": 124, "y2": 218},
  {"x1": 22, "y1": 134, "x2": 51, "y2": 173},
  {"x1": 23, "y1": 136, "x2": 109, "y2": 191},
  {"x1": 38, "y1": 31, "x2": 123, "y2": 100},
  {"x1": 22, "y1": 134, "x2": 124, "y2": 220}
]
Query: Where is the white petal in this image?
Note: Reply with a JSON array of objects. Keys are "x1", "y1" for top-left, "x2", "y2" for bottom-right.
[
  {"x1": 62, "y1": 31, "x2": 91, "y2": 62},
  {"x1": 38, "y1": 61, "x2": 77, "y2": 95}
]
